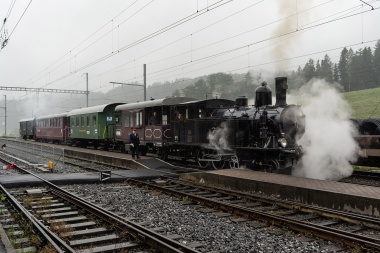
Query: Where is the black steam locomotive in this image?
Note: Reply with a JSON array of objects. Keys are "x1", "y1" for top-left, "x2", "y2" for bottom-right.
[{"x1": 158, "y1": 76, "x2": 305, "y2": 173}]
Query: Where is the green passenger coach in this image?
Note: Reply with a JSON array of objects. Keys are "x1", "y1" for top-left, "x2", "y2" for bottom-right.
[{"x1": 68, "y1": 103, "x2": 124, "y2": 150}]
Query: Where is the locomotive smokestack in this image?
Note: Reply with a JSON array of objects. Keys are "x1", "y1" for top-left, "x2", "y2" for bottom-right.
[{"x1": 275, "y1": 77, "x2": 288, "y2": 106}]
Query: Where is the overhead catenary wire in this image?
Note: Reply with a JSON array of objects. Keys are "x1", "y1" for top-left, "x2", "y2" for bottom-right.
[
  {"x1": 0, "y1": 0, "x2": 33, "y2": 50},
  {"x1": 3, "y1": 0, "x2": 380, "y2": 108},
  {"x1": 26, "y1": 4, "x2": 380, "y2": 105},
  {"x1": 60, "y1": 0, "x2": 379, "y2": 89},
  {"x1": 15, "y1": 0, "x2": 230, "y2": 90},
  {"x1": 0, "y1": 0, "x2": 17, "y2": 34},
  {"x1": 111, "y1": 6, "x2": 379, "y2": 85}
]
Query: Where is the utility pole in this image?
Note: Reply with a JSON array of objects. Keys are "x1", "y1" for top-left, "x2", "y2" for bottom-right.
[
  {"x1": 3, "y1": 95, "x2": 6, "y2": 136},
  {"x1": 85, "y1": 73, "x2": 89, "y2": 107},
  {"x1": 110, "y1": 64, "x2": 147, "y2": 101},
  {"x1": 143, "y1": 64, "x2": 146, "y2": 101}
]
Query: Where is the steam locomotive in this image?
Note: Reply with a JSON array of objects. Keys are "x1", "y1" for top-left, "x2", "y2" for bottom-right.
[
  {"x1": 154, "y1": 76, "x2": 306, "y2": 173},
  {"x1": 19, "y1": 76, "x2": 305, "y2": 173}
]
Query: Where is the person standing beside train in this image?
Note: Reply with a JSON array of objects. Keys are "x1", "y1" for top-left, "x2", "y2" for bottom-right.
[{"x1": 129, "y1": 128, "x2": 140, "y2": 159}]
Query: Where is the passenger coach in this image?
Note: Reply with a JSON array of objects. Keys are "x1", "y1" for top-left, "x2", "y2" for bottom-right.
[
  {"x1": 19, "y1": 118, "x2": 36, "y2": 140},
  {"x1": 35, "y1": 113, "x2": 70, "y2": 144},
  {"x1": 68, "y1": 103, "x2": 124, "y2": 150},
  {"x1": 114, "y1": 97, "x2": 194, "y2": 155}
]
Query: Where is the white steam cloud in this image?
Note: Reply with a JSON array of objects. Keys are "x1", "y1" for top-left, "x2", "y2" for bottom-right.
[
  {"x1": 291, "y1": 79, "x2": 359, "y2": 180},
  {"x1": 207, "y1": 122, "x2": 231, "y2": 151}
]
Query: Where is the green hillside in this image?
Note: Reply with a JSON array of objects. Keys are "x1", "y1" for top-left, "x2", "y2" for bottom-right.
[{"x1": 342, "y1": 87, "x2": 380, "y2": 119}]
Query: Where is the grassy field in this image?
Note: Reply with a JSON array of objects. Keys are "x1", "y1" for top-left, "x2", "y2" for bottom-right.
[{"x1": 342, "y1": 87, "x2": 380, "y2": 119}]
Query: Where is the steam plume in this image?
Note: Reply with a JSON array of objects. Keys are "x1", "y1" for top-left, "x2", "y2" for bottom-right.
[
  {"x1": 207, "y1": 122, "x2": 231, "y2": 151},
  {"x1": 292, "y1": 79, "x2": 359, "y2": 180}
]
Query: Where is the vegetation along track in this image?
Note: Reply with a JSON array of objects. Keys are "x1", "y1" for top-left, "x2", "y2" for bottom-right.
[
  {"x1": 128, "y1": 177, "x2": 380, "y2": 252},
  {"x1": 1, "y1": 164, "x2": 201, "y2": 253}
]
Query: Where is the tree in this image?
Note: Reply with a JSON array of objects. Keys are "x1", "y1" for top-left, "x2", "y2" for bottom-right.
[
  {"x1": 181, "y1": 78, "x2": 210, "y2": 99},
  {"x1": 207, "y1": 73, "x2": 234, "y2": 99},
  {"x1": 362, "y1": 46, "x2": 375, "y2": 88},
  {"x1": 350, "y1": 49, "x2": 363, "y2": 91},
  {"x1": 172, "y1": 89, "x2": 181, "y2": 97},
  {"x1": 302, "y1": 58, "x2": 315, "y2": 82},
  {"x1": 315, "y1": 60, "x2": 321, "y2": 78},
  {"x1": 374, "y1": 40, "x2": 380, "y2": 87},
  {"x1": 338, "y1": 47, "x2": 350, "y2": 91},
  {"x1": 320, "y1": 54, "x2": 333, "y2": 83},
  {"x1": 333, "y1": 63, "x2": 339, "y2": 83}
]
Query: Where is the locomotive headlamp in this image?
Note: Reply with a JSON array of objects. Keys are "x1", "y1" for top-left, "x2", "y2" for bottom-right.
[{"x1": 278, "y1": 138, "x2": 287, "y2": 148}]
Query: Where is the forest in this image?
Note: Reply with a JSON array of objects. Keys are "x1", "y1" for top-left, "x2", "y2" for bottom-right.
[{"x1": 172, "y1": 39, "x2": 380, "y2": 100}]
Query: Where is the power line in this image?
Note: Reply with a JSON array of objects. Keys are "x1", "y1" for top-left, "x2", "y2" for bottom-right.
[
  {"x1": 16, "y1": 0, "x2": 228, "y2": 90},
  {"x1": 0, "y1": 0, "x2": 17, "y2": 33},
  {"x1": 100, "y1": 1, "x2": 377, "y2": 84},
  {"x1": 119, "y1": 7, "x2": 379, "y2": 83},
  {"x1": 1, "y1": 0, "x2": 33, "y2": 50},
  {"x1": 6, "y1": 1, "x2": 380, "y2": 105}
]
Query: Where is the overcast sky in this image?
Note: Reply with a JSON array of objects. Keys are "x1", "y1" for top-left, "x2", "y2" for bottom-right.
[{"x1": 1, "y1": 0, "x2": 380, "y2": 103}]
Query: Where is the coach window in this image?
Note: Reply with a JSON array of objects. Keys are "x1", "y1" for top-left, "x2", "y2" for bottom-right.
[
  {"x1": 76, "y1": 117, "x2": 79, "y2": 127},
  {"x1": 93, "y1": 116, "x2": 97, "y2": 126},
  {"x1": 81, "y1": 117, "x2": 84, "y2": 127},
  {"x1": 86, "y1": 116, "x2": 90, "y2": 127},
  {"x1": 57, "y1": 118, "x2": 61, "y2": 127},
  {"x1": 124, "y1": 113, "x2": 130, "y2": 127},
  {"x1": 138, "y1": 111, "x2": 142, "y2": 126}
]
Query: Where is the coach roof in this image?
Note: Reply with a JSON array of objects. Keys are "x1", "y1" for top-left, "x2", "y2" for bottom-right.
[
  {"x1": 19, "y1": 118, "x2": 35, "y2": 122},
  {"x1": 36, "y1": 112, "x2": 69, "y2": 120},
  {"x1": 115, "y1": 97, "x2": 194, "y2": 111},
  {"x1": 68, "y1": 103, "x2": 125, "y2": 116}
]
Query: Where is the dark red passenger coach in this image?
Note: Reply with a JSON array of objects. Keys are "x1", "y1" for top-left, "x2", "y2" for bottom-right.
[{"x1": 35, "y1": 113, "x2": 70, "y2": 144}]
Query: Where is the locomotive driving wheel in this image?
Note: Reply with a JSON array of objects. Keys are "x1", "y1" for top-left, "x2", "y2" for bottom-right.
[
  {"x1": 196, "y1": 149, "x2": 210, "y2": 168},
  {"x1": 229, "y1": 155, "x2": 240, "y2": 169},
  {"x1": 211, "y1": 159, "x2": 225, "y2": 170},
  {"x1": 211, "y1": 151, "x2": 226, "y2": 170}
]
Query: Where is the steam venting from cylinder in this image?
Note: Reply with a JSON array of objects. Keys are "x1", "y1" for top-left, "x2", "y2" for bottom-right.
[{"x1": 275, "y1": 77, "x2": 288, "y2": 106}]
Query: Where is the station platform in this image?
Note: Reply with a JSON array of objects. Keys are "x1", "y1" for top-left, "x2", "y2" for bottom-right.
[{"x1": 180, "y1": 169, "x2": 380, "y2": 217}]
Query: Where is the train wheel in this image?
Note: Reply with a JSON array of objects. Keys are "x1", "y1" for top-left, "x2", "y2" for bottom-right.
[
  {"x1": 196, "y1": 149, "x2": 210, "y2": 168},
  {"x1": 140, "y1": 146, "x2": 148, "y2": 156},
  {"x1": 211, "y1": 159, "x2": 225, "y2": 170},
  {"x1": 229, "y1": 155, "x2": 240, "y2": 169},
  {"x1": 159, "y1": 149, "x2": 168, "y2": 161},
  {"x1": 268, "y1": 160, "x2": 280, "y2": 172}
]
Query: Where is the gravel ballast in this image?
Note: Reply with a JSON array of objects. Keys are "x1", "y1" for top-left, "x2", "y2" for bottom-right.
[{"x1": 65, "y1": 183, "x2": 341, "y2": 253}]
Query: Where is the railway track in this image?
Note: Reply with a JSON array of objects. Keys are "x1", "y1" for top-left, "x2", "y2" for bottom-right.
[
  {"x1": 127, "y1": 177, "x2": 380, "y2": 252},
  {"x1": 0, "y1": 161, "x2": 202, "y2": 252},
  {"x1": 339, "y1": 170, "x2": 380, "y2": 187}
]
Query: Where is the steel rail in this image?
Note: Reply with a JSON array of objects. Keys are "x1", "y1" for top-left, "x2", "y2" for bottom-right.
[
  {"x1": 0, "y1": 157, "x2": 200, "y2": 253},
  {"x1": 51, "y1": 188, "x2": 200, "y2": 253},
  {"x1": 0, "y1": 184, "x2": 75, "y2": 253},
  {"x1": 168, "y1": 177, "x2": 380, "y2": 229},
  {"x1": 127, "y1": 178, "x2": 380, "y2": 251}
]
